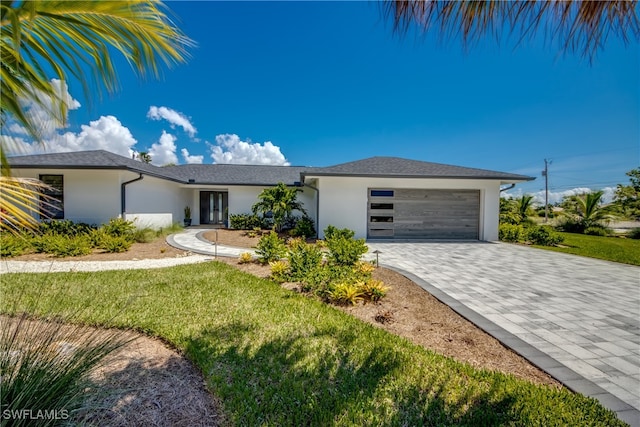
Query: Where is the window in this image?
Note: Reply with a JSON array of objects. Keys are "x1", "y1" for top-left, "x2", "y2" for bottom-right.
[
  {"x1": 370, "y1": 216, "x2": 393, "y2": 223},
  {"x1": 370, "y1": 190, "x2": 394, "y2": 197},
  {"x1": 39, "y1": 174, "x2": 64, "y2": 219},
  {"x1": 370, "y1": 203, "x2": 393, "y2": 210}
]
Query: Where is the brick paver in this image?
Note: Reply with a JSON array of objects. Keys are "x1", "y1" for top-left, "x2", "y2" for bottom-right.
[{"x1": 366, "y1": 241, "x2": 640, "y2": 426}]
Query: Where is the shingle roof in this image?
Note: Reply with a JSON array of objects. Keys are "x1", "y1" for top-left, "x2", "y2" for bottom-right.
[
  {"x1": 8, "y1": 151, "x2": 534, "y2": 185},
  {"x1": 163, "y1": 164, "x2": 306, "y2": 186},
  {"x1": 302, "y1": 156, "x2": 534, "y2": 182},
  {"x1": 7, "y1": 150, "x2": 184, "y2": 182}
]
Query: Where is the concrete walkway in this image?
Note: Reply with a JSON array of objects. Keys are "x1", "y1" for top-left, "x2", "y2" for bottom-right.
[{"x1": 169, "y1": 230, "x2": 639, "y2": 426}]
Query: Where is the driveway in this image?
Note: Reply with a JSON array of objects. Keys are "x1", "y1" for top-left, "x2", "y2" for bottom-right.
[{"x1": 366, "y1": 241, "x2": 640, "y2": 426}]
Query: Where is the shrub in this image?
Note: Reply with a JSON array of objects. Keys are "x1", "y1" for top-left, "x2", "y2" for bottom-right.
[
  {"x1": 1, "y1": 314, "x2": 130, "y2": 427},
  {"x1": 527, "y1": 225, "x2": 564, "y2": 246},
  {"x1": 269, "y1": 260, "x2": 290, "y2": 283},
  {"x1": 38, "y1": 219, "x2": 96, "y2": 237},
  {"x1": 290, "y1": 215, "x2": 316, "y2": 238},
  {"x1": 132, "y1": 227, "x2": 157, "y2": 243},
  {"x1": 238, "y1": 252, "x2": 253, "y2": 264},
  {"x1": 0, "y1": 233, "x2": 31, "y2": 257},
  {"x1": 324, "y1": 225, "x2": 355, "y2": 240},
  {"x1": 287, "y1": 238, "x2": 323, "y2": 281},
  {"x1": 324, "y1": 227, "x2": 367, "y2": 267},
  {"x1": 229, "y1": 213, "x2": 264, "y2": 230},
  {"x1": 584, "y1": 226, "x2": 609, "y2": 237},
  {"x1": 36, "y1": 234, "x2": 92, "y2": 257},
  {"x1": 628, "y1": 228, "x2": 640, "y2": 239},
  {"x1": 101, "y1": 218, "x2": 136, "y2": 239},
  {"x1": 328, "y1": 282, "x2": 364, "y2": 306},
  {"x1": 498, "y1": 223, "x2": 525, "y2": 242},
  {"x1": 556, "y1": 217, "x2": 585, "y2": 234},
  {"x1": 359, "y1": 279, "x2": 390, "y2": 302},
  {"x1": 255, "y1": 231, "x2": 287, "y2": 264},
  {"x1": 98, "y1": 235, "x2": 133, "y2": 253}
]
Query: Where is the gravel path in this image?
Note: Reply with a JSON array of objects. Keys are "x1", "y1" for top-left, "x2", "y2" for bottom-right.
[{"x1": 0, "y1": 254, "x2": 212, "y2": 274}]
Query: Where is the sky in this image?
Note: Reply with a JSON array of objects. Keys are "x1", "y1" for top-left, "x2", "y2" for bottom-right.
[{"x1": 4, "y1": 1, "x2": 639, "y2": 205}]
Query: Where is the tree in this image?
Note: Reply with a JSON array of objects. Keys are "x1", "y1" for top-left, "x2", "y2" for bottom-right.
[
  {"x1": 561, "y1": 190, "x2": 615, "y2": 232},
  {"x1": 499, "y1": 195, "x2": 535, "y2": 225},
  {"x1": 613, "y1": 168, "x2": 640, "y2": 220},
  {"x1": 252, "y1": 182, "x2": 306, "y2": 233},
  {"x1": 1, "y1": 1, "x2": 192, "y2": 231},
  {"x1": 383, "y1": 1, "x2": 639, "y2": 61},
  {"x1": 138, "y1": 152, "x2": 152, "y2": 164}
]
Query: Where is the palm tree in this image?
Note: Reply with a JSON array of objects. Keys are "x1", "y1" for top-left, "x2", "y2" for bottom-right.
[
  {"x1": 383, "y1": 1, "x2": 639, "y2": 61},
  {"x1": 564, "y1": 190, "x2": 615, "y2": 231},
  {"x1": 515, "y1": 195, "x2": 535, "y2": 225},
  {"x1": 138, "y1": 152, "x2": 152, "y2": 164},
  {"x1": 252, "y1": 183, "x2": 307, "y2": 233},
  {"x1": 1, "y1": 1, "x2": 193, "y2": 231}
]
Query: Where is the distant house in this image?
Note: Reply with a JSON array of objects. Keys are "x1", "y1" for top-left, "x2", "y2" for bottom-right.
[{"x1": 8, "y1": 150, "x2": 533, "y2": 241}]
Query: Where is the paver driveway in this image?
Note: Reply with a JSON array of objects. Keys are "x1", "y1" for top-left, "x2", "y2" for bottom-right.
[{"x1": 366, "y1": 241, "x2": 640, "y2": 426}]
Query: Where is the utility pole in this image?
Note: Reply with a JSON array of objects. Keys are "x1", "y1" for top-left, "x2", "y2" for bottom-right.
[{"x1": 542, "y1": 159, "x2": 551, "y2": 222}]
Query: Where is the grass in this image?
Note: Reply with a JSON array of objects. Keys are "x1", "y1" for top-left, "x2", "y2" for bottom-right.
[
  {"x1": 533, "y1": 232, "x2": 640, "y2": 266},
  {"x1": 0, "y1": 263, "x2": 626, "y2": 426}
]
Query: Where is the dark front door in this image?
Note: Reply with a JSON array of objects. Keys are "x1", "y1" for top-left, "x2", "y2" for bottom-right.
[{"x1": 199, "y1": 191, "x2": 228, "y2": 225}]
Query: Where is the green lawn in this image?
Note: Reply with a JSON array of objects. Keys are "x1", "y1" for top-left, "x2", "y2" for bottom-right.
[
  {"x1": 534, "y1": 232, "x2": 640, "y2": 266},
  {"x1": 1, "y1": 263, "x2": 626, "y2": 426}
]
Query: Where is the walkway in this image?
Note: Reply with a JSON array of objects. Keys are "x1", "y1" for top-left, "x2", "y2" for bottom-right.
[{"x1": 169, "y1": 230, "x2": 640, "y2": 426}]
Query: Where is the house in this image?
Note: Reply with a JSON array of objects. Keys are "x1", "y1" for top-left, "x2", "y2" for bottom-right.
[{"x1": 8, "y1": 150, "x2": 534, "y2": 241}]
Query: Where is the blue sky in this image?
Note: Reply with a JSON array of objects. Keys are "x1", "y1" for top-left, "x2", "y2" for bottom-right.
[{"x1": 5, "y1": 1, "x2": 639, "y2": 204}]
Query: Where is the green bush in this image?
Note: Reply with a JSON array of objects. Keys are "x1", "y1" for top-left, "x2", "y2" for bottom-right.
[
  {"x1": 0, "y1": 233, "x2": 31, "y2": 257},
  {"x1": 556, "y1": 217, "x2": 585, "y2": 234},
  {"x1": 101, "y1": 218, "x2": 136, "y2": 239},
  {"x1": 35, "y1": 234, "x2": 92, "y2": 257},
  {"x1": 229, "y1": 213, "x2": 264, "y2": 230},
  {"x1": 628, "y1": 228, "x2": 640, "y2": 239},
  {"x1": 324, "y1": 226, "x2": 367, "y2": 267},
  {"x1": 38, "y1": 219, "x2": 96, "y2": 236},
  {"x1": 584, "y1": 226, "x2": 609, "y2": 237},
  {"x1": 287, "y1": 238, "x2": 323, "y2": 281},
  {"x1": 527, "y1": 225, "x2": 564, "y2": 246},
  {"x1": 98, "y1": 235, "x2": 133, "y2": 253},
  {"x1": 324, "y1": 225, "x2": 355, "y2": 240},
  {"x1": 132, "y1": 227, "x2": 157, "y2": 243},
  {"x1": 255, "y1": 231, "x2": 287, "y2": 264},
  {"x1": 290, "y1": 215, "x2": 316, "y2": 238},
  {"x1": 498, "y1": 223, "x2": 525, "y2": 242}
]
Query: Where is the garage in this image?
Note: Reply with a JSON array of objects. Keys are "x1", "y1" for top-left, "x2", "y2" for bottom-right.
[{"x1": 367, "y1": 188, "x2": 480, "y2": 239}]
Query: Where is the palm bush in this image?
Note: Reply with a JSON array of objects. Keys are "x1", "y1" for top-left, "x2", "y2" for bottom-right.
[
  {"x1": 252, "y1": 183, "x2": 306, "y2": 232},
  {"x1": 558, "y1": 191, "x2": 616, "y2": 234}
]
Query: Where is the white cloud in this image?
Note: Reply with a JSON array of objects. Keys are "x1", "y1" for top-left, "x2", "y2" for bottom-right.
[
  {"x1": 8, "y1": 79, "x2": 82, "y2": 137},
  {"x1": 504, "y1": 186, "x2": 616, "y2": 205},
  {"x1": 149, "y1": 131, "x2": 178, "y2": 166},
  {"x1": 147, "y1": 106, "x2": 197, "y2": 137},
  {"x1": 3, "y1": 115, "x2": 138, "y2": 157},
  {"x1": 210, "y1": 134, "x2": 289, "y2": 165},
  {"x1": 181, "y1": 148, "x2": 203, "y2": 164}
]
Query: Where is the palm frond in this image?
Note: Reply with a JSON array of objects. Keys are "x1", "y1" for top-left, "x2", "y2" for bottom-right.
[
  {"x1": 0, "y1": 0, "x2": 194, "y2": 140},
  {"x1": 0, "y1": 175, "x2": 53, "y2": 232},
  {"x1": 383, "y1": 0, "x2": 640, "y2": 60}
]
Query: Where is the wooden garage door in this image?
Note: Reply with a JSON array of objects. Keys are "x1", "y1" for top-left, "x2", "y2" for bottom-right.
[{"x1": 367, "y1": 189, "x2": 480, "y2": 239}]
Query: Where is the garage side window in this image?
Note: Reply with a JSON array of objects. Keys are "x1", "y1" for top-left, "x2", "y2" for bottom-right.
[
  {"x1": 39, "y1": 174, "x2": 64, "y2": 219},
  {"x1": 370, "y1": 190, "x2": 394, "y2": 197}
]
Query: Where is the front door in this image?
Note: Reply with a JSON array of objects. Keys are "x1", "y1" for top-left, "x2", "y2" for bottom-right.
[{"x1": 199, "y1": 191, "x2": 228, "y2": 225}]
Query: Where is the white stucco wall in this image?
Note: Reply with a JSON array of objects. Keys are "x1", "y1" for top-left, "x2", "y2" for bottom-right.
[
  {"x1": 308, "y1": 176, "x2": 502, "y2": 241},
  {"x1": 125, "y1": 174, "x2": 188, "y2": 228},
  {"x1": 12, "y1": 168, "x2": 122, "y2": 225}
]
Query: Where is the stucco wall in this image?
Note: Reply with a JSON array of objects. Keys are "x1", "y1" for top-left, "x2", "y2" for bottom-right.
[
  {"x1": 12, "y1": 168, "x2": 122, "y2": 225},
  {"x1": 309, "y1": 176, "x2": 502, "y2": 241},
  {"x1": 125, "y1": 174, "x2": 188, "y2": 228}
]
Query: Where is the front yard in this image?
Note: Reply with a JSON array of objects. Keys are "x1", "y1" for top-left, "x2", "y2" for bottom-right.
[{"x1": 1, "y1": 261, "x2": 626, "y2": 426}]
